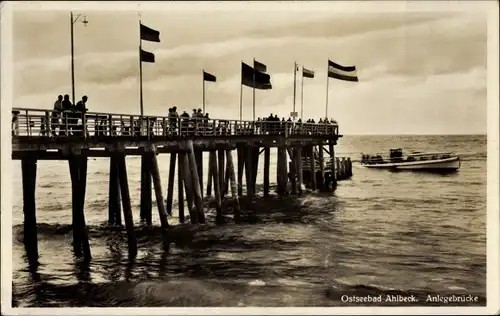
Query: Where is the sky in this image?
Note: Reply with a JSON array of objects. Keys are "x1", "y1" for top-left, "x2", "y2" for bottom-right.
[{"x1": 8, "y1": 2, "x2": 489, "y2": 135}]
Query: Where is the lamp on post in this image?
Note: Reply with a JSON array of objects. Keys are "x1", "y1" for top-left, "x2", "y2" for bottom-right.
[{"x1": 70, "y1": 12, "x2": 88, "y2": 106}]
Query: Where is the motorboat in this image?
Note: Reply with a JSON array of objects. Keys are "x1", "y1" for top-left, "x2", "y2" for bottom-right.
[{"x1": 360, "y1": 148, "x2": 460, "y2": 171}]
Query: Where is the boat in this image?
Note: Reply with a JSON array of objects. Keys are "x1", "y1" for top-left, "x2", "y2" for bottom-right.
[{"x1": 360, "y1": 148, "x2": 460, "y2": 171}]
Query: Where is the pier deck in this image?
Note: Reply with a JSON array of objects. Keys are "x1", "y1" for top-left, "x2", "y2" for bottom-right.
[{"x1": 11, "y1": 107, "x2": 352, "y2": 265}]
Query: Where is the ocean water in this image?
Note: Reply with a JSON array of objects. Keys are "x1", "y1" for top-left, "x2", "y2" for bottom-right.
[{"x1": 10, "y1": 135, "x2": 487, "y2": 307}]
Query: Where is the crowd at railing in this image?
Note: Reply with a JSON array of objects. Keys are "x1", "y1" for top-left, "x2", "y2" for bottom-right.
[{"x1": 11, "y1": 102, "x2": 339, "y2": 139}]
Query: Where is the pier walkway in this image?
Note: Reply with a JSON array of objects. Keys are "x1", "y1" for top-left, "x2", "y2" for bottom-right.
[{"x1": 11, "y1": 107, "x2": 352, "y2": 265}]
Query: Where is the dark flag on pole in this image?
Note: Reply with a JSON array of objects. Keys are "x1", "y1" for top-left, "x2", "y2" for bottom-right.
[
  {"x1": 140, "y1": 23, "x2": 161, "y2": 42},
  {"x1": 327, "y1": 60, "x2": 358, "y2": 82},
  {"x1": 140, "y1": 49, "x2": 155, "y2": 63},
  {"x1": 253, "y1": 60, "x2": 267, "y2": 73},
  {"x1": 241, "y1": 62, "x2": 272, "y2": 90},
  {"x1": 203, "y1": 71, "x2": 216, "y2": 82},
  {"x1": 303, "y1": 67, "x2": 315, "y2": 78}
]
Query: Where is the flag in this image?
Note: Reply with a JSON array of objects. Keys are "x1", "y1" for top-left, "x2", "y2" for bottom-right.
[
  {"x1": 253, "y1": 60, "x2": 267, "y2": 73},
  {"x1": 140, "y1": 23, "x2": 160, "y2": 42},
  {"x1": 140, "y1": 49, "x2": 155, "y2": 63},
  {"x1": 303, "y1": 67, "x2": 315, "y2": 78},
  {"x1": 328, "y1": 60, "x2": 358, "y2": 82},
  {"x1": 203, "y1": 71, "x2": 216, "y2": 82},
  {"x1": 241, "y1": 62, "x2": 272, "y2": 90}
]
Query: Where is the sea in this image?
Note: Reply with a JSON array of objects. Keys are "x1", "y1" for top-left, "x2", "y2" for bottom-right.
[{"x1": 10, "y1": 135, "x2": 487, "y2": 307}]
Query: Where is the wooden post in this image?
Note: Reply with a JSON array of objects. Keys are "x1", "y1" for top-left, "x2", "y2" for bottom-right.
[
  {"x1": 296, "y1": 147, "x2": 303, "y2": 195},
  {"x1": 263, "y1": 147, "x2": 270, "y2": 197},
  {"x1": 181, "y1": 152, "x2": 198, "y2": 224},
  {"x1": 177, "y1": 153, "x2": 185, "y2": 223},
  {"x1": 116, "y1": 151, "x2": 137, "y2": 258},
  {"x1": 318, "y1": 142, "x2": 325, "y2": 191},
  {"x1": 225, "y1": 149, "x2": 241, "y2": 221},
  {"x1": 251, "y1": 147, "x2": 260, "y2": 194},
  {"x1": 223, "y1": 163, "x2": 230, "y2": 196},
  {"x1": 244, "y1": 145, "x2": 253, "y2": 196},
  {"x1": 206, "y1": 153, "x2": 213, "y2": 196},
  {"x1": 290, "y1": 148, "x2": 297, "y2": 195},
  {"x1": 188, "y1": 141, "x2": 205, "y2": 223},
  {"x1": 149, "y1": 148, "x2": 169, "y2": 229},
  {"x1": 22, "y1": 157, "x2": 39, "y2": 268},
  {"x1": 140, "y1": 152, "x2": 152, "y2": 225},
  {"x1": 166, "y1": 153, "x2": 177, "y2": 216},
  {"x1": 69, "y1": 153, "x2": 91, "y2": 261},
  {"x1": 282, "y1": 146, "x2": 289, "y2": 195},
  {"x1": 336, "y1": 157, "x2": 341, "y2": 181},
  {"x1": 211, "y1": 151, "x2": 223, "y2": 222},
  {"x1": 330, "y1": 142, "x2": 336, "y2": 188},
  {"x1": 195, "y1": 150, "x2": 204, "y2": 199},
  {"x1": 237, "y1": 146, "x2": 244, "y2": 196},
  {"x1": 217, "y1": 149, "x2": 225, "y2": 199},
  {"x1": 309, "y1": 145, "x2": 316, "y2": 190},
  {"x1": 108, "y1": 155, "x2": 121, "y2": 226}
]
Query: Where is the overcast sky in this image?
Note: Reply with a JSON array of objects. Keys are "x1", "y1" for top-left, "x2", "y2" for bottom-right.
[{"x1": 9, "y1": 2, "x2": 489, "y2": 134}]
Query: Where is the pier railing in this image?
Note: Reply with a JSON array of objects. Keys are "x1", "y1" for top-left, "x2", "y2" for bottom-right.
[{"x1": 11, "y1": 108, "x2": 339, "y2": 139}]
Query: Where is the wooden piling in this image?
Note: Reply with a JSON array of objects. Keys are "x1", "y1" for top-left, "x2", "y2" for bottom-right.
[
  {"x1": 149, "y1": 148, "x2": 169, "y2": 229},
  {"x1": 217, "y1": 149, "x2": 225, "y2": 199},
  {"x1": 177, "y1": 153, "x2": 185, "y2": 223},
  {"x1": 195, "y1": 150, "x2": 203, "y2": 197},
  {"x1": 263, "y1": 147, "x2": 270, "y2": 197},
  {"x1": 188, "y1": 141, "x2": 205, "y2": 223},
  {"x1": 336, "y1": 157, "x2": 341, "y2": 181},
  {"x1": 210, "y1": 151, "x2": 223, "y2": 222},
  {"x1": 318, "y1": 142, "x2": 325, "y2": 191},
  {"x1": 166, "y1": 153, "x2": 177, "y2": 216},
  {"x1": 237, "y1": 146, "x2": 244, "y2": 197},
  {"x1": 180, "y1": 152, "x2": 198, "y2": 224},
  {"x1": 329, "y1": 141, "x2": 336, "y2": 188},
  {"x1": 244, "y1": 146, "x2": 254, "y2": 196},
  {"x1": 251, "y1": 147, "x2": 260, "y2": 194},
  {"x1": 290, "y1": 148, "x2": 297, "y2": 195},
  {"x1": 140, "y1": 152, "x2": 152, "y2": 224},
  {"x1": 277, "y1": 146, "x2": 288, "y2": 196},
  {"x1": 309, "y1": 145, "x2": 317, "y2": 190},
  {"x1": 223, "y1": 164, "x2": 230, "y2": 196},
  {"x1": 21, "y1": 157, "x2": 38, "y2": 268},
  {"x1": 225, "y1": 149, "x2": 241, "y2": 221},
  {"x1": 296, "y1": 147, "x2": 303, "y2": 195},
  {"x1": 115, "y1": 151, "x2": 137, "y2": 258},
  {"x1": 206, "y1": 152, "x2": 213, "y2": 196},
  {"x1": 108, "y1": 155, "x2": 121, "y2": 226},
  {"x1": 68, "y1": 154, "x2": 91, "y2": 261}
]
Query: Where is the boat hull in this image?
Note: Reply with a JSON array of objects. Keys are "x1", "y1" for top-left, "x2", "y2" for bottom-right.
[{"x1": 362, "y1": 157, "x2": 460, "y2": 171}]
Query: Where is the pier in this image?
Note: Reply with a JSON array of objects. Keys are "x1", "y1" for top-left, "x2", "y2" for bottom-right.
[{"x1": 11, "y1": 107, "x2": 352, "y2": 265}]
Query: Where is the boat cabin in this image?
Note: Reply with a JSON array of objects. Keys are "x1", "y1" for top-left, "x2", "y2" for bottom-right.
[{"x1": 389, "y1": 148, "x2": 403, "y2": 162}]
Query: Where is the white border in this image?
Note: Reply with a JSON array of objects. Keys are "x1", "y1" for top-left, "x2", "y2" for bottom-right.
[{"x1": 1, "y1": 1, "x2": 499, "y2": 315}]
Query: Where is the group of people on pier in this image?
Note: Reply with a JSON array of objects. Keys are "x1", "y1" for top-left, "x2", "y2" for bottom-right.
[{"x1": 11, "y1": 96, "x2": 339, "y2": 137}]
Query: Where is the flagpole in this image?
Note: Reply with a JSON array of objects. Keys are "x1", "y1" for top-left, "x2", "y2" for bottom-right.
[
  {"x1": 252, "y1": 58, "x2": 256, "y2": 121},
  {"x1": 239, "y1": 61, "x2": 243, "y2": 121},
  {"x1": 300, "y1": 65, "x2": 304, "y2": 121},
  {"x1": 139, "y1": 19, "x2": 144, "y2": 117},
  {"x1": 325, "y1": 60, "x2": 329, "y2": 120},
  {"x1": 292, "y1": 61, "x2": 297, "y2": 121},
  {"x1": 70, "y1": 12, "x2": 76, "y2": 106},
  {"x1": 202, "y1": 70, "x2": 206, "y2": 114}
]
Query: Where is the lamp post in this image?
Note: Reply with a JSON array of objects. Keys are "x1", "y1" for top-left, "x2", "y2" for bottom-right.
[{"x1": 70, "y1": 12, "x2": 88, "y2": 106}]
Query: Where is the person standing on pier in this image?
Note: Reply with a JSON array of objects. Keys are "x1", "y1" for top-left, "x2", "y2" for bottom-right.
[
  {"x1": 51, "y1": 95, "x2": 63, "y2": 136},
  {"x1": 180, "y1": 110, "x2": 189, "y2": 135},
  {"x1": 60, "y1": 94, "x2": 72, "y2": 136},
  {"x1": 75, "y1": 96, "x2": 89, "y2": 136}
]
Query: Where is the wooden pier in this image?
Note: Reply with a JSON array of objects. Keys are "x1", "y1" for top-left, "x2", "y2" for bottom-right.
[{"x1": 11, "y1": 108, "x2": 352, "y2": 266}]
